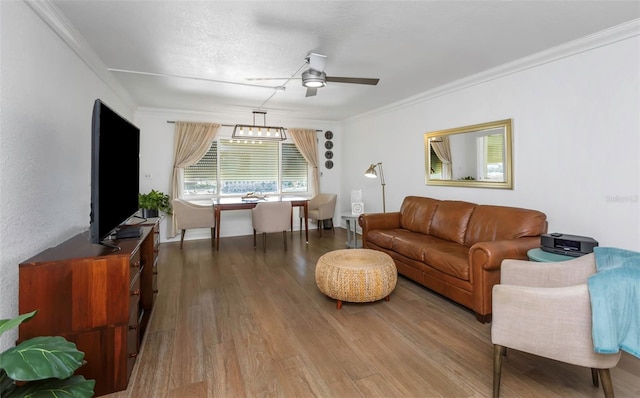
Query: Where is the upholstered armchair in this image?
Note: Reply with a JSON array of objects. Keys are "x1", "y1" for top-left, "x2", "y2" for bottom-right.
[
  {"x1": 172, "y1": 199, "x2": 215, "y2": 249},
  {"x1": 491, "y1": 253, "x2": 621, "y2": 398},
  {"x1": 252, "y1": 201, "x2": 292, "y2": 252},
  {"x1": 303, "y1": 193, "x2": 337, "y2": 236}
]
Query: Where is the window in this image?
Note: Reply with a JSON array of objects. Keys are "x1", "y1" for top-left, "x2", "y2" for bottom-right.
[
  {"x1": 219, "y1": 140, "x2": 279, "y2": 194},
  {"x1": 183, "y1": 141, "x2": 217, "y2": 195},
  {"x1": 282, "y1": 143, "x2": 308, "y2": 192},
  {"x1": 429, "y1": 146, "x2": 443, "y2": 178},
  {"x1": 183, "y1": 140, "x2": 308, "y2": 197},
  {"x1": 480, "y1": 133, "x2": 504, "y2": 181}
]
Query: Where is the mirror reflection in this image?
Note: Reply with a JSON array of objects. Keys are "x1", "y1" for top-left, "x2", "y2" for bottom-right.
[{"x1": 424, "y1": 119, "x2": 513, "y2": 189}]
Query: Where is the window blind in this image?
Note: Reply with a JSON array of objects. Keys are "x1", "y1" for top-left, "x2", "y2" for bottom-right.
[
  {"x1": 282, "y1": 143, "x2": 308, "y2": 192},
  {"x1": 183, "y1": 140, "x2": 308, "y2": 196},
  {"x1": 219, "y1": 141, "x2": 279, "y2": 194},
  {"x1": 183, "y1": 141, "x2": 217, "y2": 195},
  {"x1": 486, "y1": 134, "x2": 504, "y2": 164}
]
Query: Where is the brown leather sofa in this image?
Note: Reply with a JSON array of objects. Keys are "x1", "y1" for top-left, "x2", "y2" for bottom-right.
[{"x1": 358, "y1": 196, "x2": 547, "y2": 322}]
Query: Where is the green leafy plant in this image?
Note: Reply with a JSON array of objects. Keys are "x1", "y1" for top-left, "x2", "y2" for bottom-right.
[
  {"x1": 0, "y1": 310, "x2": 95, "y2": 397},
  {"x1": 138, "y1": 189, "x2": 172, "y2": 214},
  {"x1": 458, "y1": 176, "x2": 476, "y2": 180}
]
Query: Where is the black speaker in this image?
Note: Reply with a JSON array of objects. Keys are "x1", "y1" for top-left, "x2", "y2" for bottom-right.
[{"x1": 540, "y1": 233, "x2": 598, "y2": 257}]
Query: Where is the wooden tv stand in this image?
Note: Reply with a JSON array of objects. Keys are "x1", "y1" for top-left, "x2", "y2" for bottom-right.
[{"x1": 19, "y1": 219, "x2": 160, "y2": 396}]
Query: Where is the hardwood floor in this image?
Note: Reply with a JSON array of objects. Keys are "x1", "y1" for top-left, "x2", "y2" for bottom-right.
[{"x1": 105, "y1": 228, "x2": 640, "y2": 398}]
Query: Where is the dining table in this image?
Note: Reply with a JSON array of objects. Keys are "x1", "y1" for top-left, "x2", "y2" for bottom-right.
[{"x1": 212, "y1": 196, "x2": 310, "y2": 250}]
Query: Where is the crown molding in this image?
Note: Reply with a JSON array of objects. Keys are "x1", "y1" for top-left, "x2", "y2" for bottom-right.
[
  {"x1": 25, "y1": 0, "x2": 136, "y2": 108},
  {"x1": 348, "y1": 19, "x2": 640, "y2": 123},
  {"x1": 136, "y1": 106, "x2": 337, "y2": 128}
]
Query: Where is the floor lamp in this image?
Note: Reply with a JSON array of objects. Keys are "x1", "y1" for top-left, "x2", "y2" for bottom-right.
[{"x1": 365, "y1": 162, "x2": 386, "y2": 213}]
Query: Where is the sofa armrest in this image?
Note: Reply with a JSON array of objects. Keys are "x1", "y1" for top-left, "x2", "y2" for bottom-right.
[
  {"x1": 470, "y1": 236, "x2": 542, "y2": 318},
  {"x1": 470, "y1": 236, "x2": 540, "y2": 272},
  {"x1": 358, "y1": 212, "x2": 401, "y2": 248},
  {"x1": 358, "y1": 212, "x2": 400, "y2": 230}
]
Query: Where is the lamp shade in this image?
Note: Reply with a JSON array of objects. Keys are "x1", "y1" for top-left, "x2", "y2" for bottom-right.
[{"x1": 365, "y1": 164, "x2": 378, "y2": 178}]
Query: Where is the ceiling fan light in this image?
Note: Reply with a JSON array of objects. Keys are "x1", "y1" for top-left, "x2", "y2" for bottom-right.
[
  {"x1": 304, "y1": 80, "x2": 325, "y2": 88},
  {"x1": 302, "y1": 69, "x2": 326, "y2": 88}
]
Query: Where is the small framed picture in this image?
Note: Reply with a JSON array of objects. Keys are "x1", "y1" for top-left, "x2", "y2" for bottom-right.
[{"x1": 351, "y1": 202, "x2": 364, "y2": 215}]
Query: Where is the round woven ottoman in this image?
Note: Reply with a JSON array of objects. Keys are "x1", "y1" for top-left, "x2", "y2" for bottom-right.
[{"x1": 315, "y1": 249, "x2": 397, "y2": 309}]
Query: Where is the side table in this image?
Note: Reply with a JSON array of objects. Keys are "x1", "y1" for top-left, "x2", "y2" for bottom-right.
[
  {"x1": 527, "y1": 248, "x2": 575, "y2": 262},
  {"x1": 341, "y1": 213, "x2": 362, "y2": 248}
]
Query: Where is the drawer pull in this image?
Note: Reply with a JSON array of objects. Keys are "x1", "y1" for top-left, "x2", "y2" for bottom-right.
[
  {"x1": 132, "y1": 260, "x2": 141, "y2": 268},
  {"x1": 129, "y1": 353, "x2": 138, "y2": 359},
  {"x1": 153, "y1": 289, "x2": 159, "y2": 294},
  {"x1": 129, "y1": 324, "x2": 138, "y2": 331},
  {"x1": 153, "y1": 271, "x2": 158, "y2": 275},
  {"x1": 131, "y1": 289, "x2": 141, "y2": 296}
]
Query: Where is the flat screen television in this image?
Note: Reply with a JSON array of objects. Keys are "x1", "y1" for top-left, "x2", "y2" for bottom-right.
[{"x1": 90, "y1": 99, "x2": 141, "y2": 244}]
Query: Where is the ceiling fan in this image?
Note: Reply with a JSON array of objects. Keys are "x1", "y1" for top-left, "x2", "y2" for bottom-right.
[
  {"x1": 107, "y1": 52, "x2": 378, "y2": 108},
  {"x1": 248, "y1": 52, "x2": 380, "y2": 97}
]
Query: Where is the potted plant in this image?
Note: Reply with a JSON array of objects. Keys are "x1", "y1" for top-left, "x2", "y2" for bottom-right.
[
  {"x1": 0, "y1": 310, "x2": 95, "y2": 397},
  {"x1": 138, "y1": 189, "x2": 172, "y2": 218}
]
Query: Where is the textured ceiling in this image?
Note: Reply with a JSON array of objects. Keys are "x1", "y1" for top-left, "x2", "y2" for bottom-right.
[{"x1": 51, "y1": 1, "x2": 640, "y2": 121}]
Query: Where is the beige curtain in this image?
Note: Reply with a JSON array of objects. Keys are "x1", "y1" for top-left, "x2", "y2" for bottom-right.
[
  {"x1": 168, "y1": 121, "x2": 220, "y2": 237},
  {"x1": 432, "y1": 136, "x2": 453, "y2": 179},
  {"x1": 288, "y1": 128, "x2": 320, "y2": 195}
]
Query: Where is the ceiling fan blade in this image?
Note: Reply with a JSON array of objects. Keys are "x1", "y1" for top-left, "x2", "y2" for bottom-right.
[
  {"x1": 307, "y1": 53, "x2": 327, "y2": 72},
  {"x1": 327, "y1": 76, "x2": 380, "y2": 86},
  {"x1": 305, "y1": 87, "x2": 318, "y2": 97},
  {"x1": 326, "y1": 76, "x2": 380, "y2": 85}
]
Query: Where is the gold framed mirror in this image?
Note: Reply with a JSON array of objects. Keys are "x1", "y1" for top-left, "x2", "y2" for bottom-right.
[{"x1": 424, "y1": 119, "x2": 513, "y2": 189}]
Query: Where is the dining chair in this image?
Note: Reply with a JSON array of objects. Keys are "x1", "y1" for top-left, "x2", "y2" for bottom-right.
[
  {"x1": 302, "y1": 193, "x2": 337, "y2": 236},
  {"x1": 172, "y1": 198, "x2": 215, "y2": 249},
  {"x1": 252, "y1": 201, "x2": 292, "y2": 252}
]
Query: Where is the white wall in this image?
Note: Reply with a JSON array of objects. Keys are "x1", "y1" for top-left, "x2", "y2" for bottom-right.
[
  {"x1": 134, "y1": 109, "x2": 342, "y2": 243},
  {"x1": 342, "y1": 28, "x2": 639, "y2": 250},
  {"x1": 2, "y1": 1, "x2": 638, "y2": 366},
  {"x1": 0, "y1": 1, "x2": 135, "y2": 350}
]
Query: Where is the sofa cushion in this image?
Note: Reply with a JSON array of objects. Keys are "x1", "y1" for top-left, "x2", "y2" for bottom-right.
[
  {"x1": 429, "y1": 201, "x2": 476, "y2": 245},
  {"x1": 464, "y1": 205, "x2": 547, "y2": 246},
  {"x1": 423, "y1": 242, "x2": 471, "y2": 280},
  {"x1": 390, "y1": 231, "x2": 444, "y2": 262},
  {"x1": 399, "y1": 196, "x2": 439, "y2": 235},
  {"x1": 367, "y1": 228, "x2": 403, "y2": 249}
]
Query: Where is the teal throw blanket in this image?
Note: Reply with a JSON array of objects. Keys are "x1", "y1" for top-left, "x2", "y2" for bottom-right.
[{"x1": 588, "y1": 247, "x2": 640, "y2": 358}]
